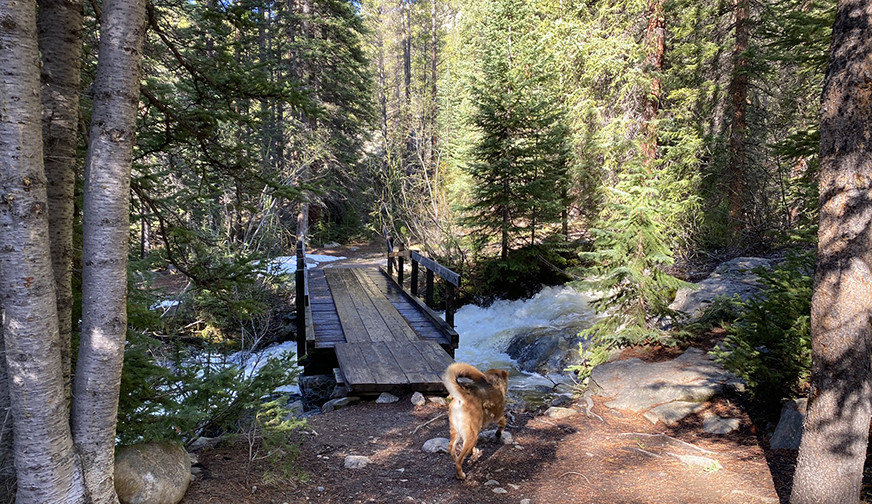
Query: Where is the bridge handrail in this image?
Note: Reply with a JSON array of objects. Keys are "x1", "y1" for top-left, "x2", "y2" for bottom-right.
[
  {"x1": 384, "y1": 235, "x2": 461, "y2": 331},
  {"x1": 295, "y1": 238, "x2": 311, "y2": 362}
]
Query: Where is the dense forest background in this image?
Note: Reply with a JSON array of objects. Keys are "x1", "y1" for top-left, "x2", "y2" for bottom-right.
[
  {"x1": 129, "y1": 0, "x2": 831, "y2": 293},
  {"x1": 1, "y1": 0, "x2": 856, "y2": 501},
  {"x1": 89, "y1": 0, "x2": 831, "y2": 428}
]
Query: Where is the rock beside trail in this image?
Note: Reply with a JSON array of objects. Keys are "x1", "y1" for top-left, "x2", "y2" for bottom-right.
[
  {"x1": 670, "y1": 256, "x2": 773, "y2": 321},
  {"x1": 479, "y1": 429, "x2": 514, "y2": 445},
  {"x1": 422, "y1": 438, "x2": 450, "y2": 453},
  {"x1": 591, "y1": 347, "x2": 734, "y2": 414},
  {"x1": 115, "y1": 442, "x2": 191, "y2": 504},
  {"x1": 590, "y1": 347, "x2": 736, "y2": 425},
  {"x1": 322, "y1": 396, "x2": 360, "y2": 412},
  {"x1": 376, "y1": 392, "x2": 399, "y2": 404},
  {"x1": 544, "y1": 406, "x2": 578, "y2": 419},
  {"x1": 703, "y1": 413, "x2": 741, "y2": 435},
  {"x1": 344, "y1": 455, "x2": 373, "y2": 469},
  {"x1": 411, "y1": 392, "x2": 426, "y2": 406},
  {"x1": 769, "y1": 398, "x2": 806, "y2": 450},
  {"x1": 644, "y1": 401, "x2": 704, "y2": 426}
]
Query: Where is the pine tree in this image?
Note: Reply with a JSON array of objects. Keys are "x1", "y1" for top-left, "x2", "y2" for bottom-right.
[{"x1": 462, "y1": 0, "x2": 570, "y2": 261}]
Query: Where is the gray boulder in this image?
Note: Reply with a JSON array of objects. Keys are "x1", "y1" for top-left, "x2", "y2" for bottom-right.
[
  {"x1": 115, "y1": 442, "x2": 191, "y2": 504},
  {"x1": 769, "y1": 398, "x2": 807, "y2": 450},
  {"x1": 670, "y1": 257, "x2": 773, "y2": 321},
  {"x1": 321, "y1": 396, "x2": 360, "y2": 412},
  {"x1": 590, "y1": 347, "x2": 733, "y2": 414},
  {"x1": 422, "y1": 438, "x2": 450, "y2": 453}
]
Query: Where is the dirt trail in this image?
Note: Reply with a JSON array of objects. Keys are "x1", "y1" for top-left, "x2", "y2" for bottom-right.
[{"x1": 181, "y1": 391, "x2": 788, "y2": 504}]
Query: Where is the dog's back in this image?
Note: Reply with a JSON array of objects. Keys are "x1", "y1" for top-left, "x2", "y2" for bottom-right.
[{"x1": 443, "y1": 362, "x2": 509, "y2": 479}]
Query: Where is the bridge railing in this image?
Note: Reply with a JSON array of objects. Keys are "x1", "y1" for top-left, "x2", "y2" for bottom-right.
[
  {"x1": 385, "y1": 234, "x2": 461, "y2": 333},
  {"x1": 295, "y1": 210, "x2": 313, "y2": 363}
]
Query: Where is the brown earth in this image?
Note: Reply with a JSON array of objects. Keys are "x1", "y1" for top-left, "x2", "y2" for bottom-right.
[
  {"x1": 180, "y1": 348, "x2": 795, "y2": 504},
  {"x1": 177, "y1": 241, "x2": 794, "y2": 504}
]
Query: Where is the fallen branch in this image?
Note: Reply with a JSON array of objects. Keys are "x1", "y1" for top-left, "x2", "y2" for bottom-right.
[
  {"x1": 616, "y1": 433, "x2": 715, "y2": 454},
  {"x1": 560, "y1": 471, "x2": 591, "y2": 485},
  {"x1": 412, "y1": 413, "x2": 446, "y2": 435},
  {"x1": 580, "y1": 394, "x2": 604, "y2": 423}
]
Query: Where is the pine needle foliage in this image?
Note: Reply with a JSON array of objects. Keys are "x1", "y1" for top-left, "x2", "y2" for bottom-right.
[
  {"x1": 577, "y1": 168, "x2": 689, "y2": 346},
  {"x1": 711, "y1": 249, "x2": 814, "y2": 405},
  {"x1": 462, "y1": 0, "x2": 571, "y2": 261}
]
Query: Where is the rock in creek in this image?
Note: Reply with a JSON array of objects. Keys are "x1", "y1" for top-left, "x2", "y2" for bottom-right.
[{"x1": 505, "y1": 326, "x2": 587, "y2": 375}]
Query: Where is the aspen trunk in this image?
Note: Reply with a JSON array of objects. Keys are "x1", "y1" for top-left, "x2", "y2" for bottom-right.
[
  {"x1": 0, "y1": 1, "x2": 87, "y2": 502},
  {"x1": 38, "y1": 0, "x2": 84, "y2": 406},
  {"x1": 71, "y1": 0, "x2": 147, "y2": 501}
]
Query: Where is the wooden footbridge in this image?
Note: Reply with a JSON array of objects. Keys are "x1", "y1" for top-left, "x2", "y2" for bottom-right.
[{"x1": 294, "y1": 235, "x2": 460, "y2": 393}]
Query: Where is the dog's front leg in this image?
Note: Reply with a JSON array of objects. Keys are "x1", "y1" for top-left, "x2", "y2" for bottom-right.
[{"x1": 494, "y1": 415, "x2": 506, "y2": 441}]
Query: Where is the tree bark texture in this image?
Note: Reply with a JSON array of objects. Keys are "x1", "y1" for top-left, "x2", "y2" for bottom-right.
[
  {"x1": 0, "y1": 1, "x2": 87, "y2": 502},
  {"x1": 641, "y1": 0, "x2": 664, "y2": 169},
  {"x1": 791, "y1": 2, "x2": 872, "y2": 502},
  {"x1": 0, "y1": 333, "x2": 14, "y2": 502},
  {"x1": 71, "y1": 0, "x2": 147, "y2": 501},
  {"x1": 38, "y1": 0, "x2": 84, "y2": 406},
  {"x1": 728, "y1": 0, "x2": 749, "y2": 240}
]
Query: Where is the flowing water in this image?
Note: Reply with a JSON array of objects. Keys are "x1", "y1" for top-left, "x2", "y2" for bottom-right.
[{"x1": 452, "y1": 285, "x2": 598, "y2": 403}]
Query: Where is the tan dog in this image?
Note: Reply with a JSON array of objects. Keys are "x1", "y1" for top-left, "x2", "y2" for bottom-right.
[{"x1": 442, "y1": 362, "x2": 509, "y2": 480}]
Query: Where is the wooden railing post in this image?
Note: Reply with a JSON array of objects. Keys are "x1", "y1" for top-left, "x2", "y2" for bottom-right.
[
  {"x1": 410, "y1": 256, "x2": 419, "y2": 297},
  {"x1": 445, "y1": 284, "x2": 455, "y2": 329},
  {"x1": 425, "y1": 269, "x2": 434, "y2": 307},
  {"x1": 397, "y1": 243, "x2": 405, "y2": 287},
  {"x1": 295, "y1": 239, "x2": 306, "y2": 359},
  {"x1": 385, "y1": 230, "x2": 395, "y2": 277}
]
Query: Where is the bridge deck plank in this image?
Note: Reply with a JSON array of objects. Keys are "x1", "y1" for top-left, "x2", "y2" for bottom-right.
[{"x1": 308, "y1": 266, "x2": 455, "y2": 392}]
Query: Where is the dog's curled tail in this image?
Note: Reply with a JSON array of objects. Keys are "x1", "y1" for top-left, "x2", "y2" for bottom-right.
[{"x1": 442, "y1": 362, "x2": 487, "y2": 401}]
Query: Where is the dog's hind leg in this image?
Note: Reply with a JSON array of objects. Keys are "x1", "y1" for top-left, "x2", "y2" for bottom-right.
[{"x1": 454, "y1": 428, "x2": 478, "y2": 480}]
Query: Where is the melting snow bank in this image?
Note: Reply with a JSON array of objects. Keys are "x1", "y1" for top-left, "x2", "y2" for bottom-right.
[
  {"x1": 226, "y1": 341, "x2": 301, "y2": 394},
  {"x1": 453, "y1": 285, "x2": 599, "y2": 395},
  {"x1": 261, "y1": 253, "x2": 347, "y2": 275}
]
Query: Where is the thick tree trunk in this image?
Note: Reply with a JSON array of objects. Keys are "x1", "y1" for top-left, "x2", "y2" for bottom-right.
[
  {"x1": 0, "y1": 1, "x2": 87, "y2": 502},
  {"x1": 377, "y1": 6, "x2": 389, "y2": 144},
  {"x1": 641, "y1": 0, "x2": 664, "y2": 169},
  {"x1": 728, "y1": 0, "x2": 749, "y2": 241},
  {"x1": 71, "y1": 0, "x2": 147, "y2": 502},
  {"x1": 38, "y1": 0, "x2": 84, "y2": 406},
  {"x1": 429, "y1": 0, "x2": 438, "y2": 167},
  {"x1": 790, "y1": 2, "x2": 872, "y2": 502}
]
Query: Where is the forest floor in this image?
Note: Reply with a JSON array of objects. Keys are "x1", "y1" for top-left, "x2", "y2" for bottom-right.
[{"x1": 177, "y1": 241, "x2": 794, "y2": 504}]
